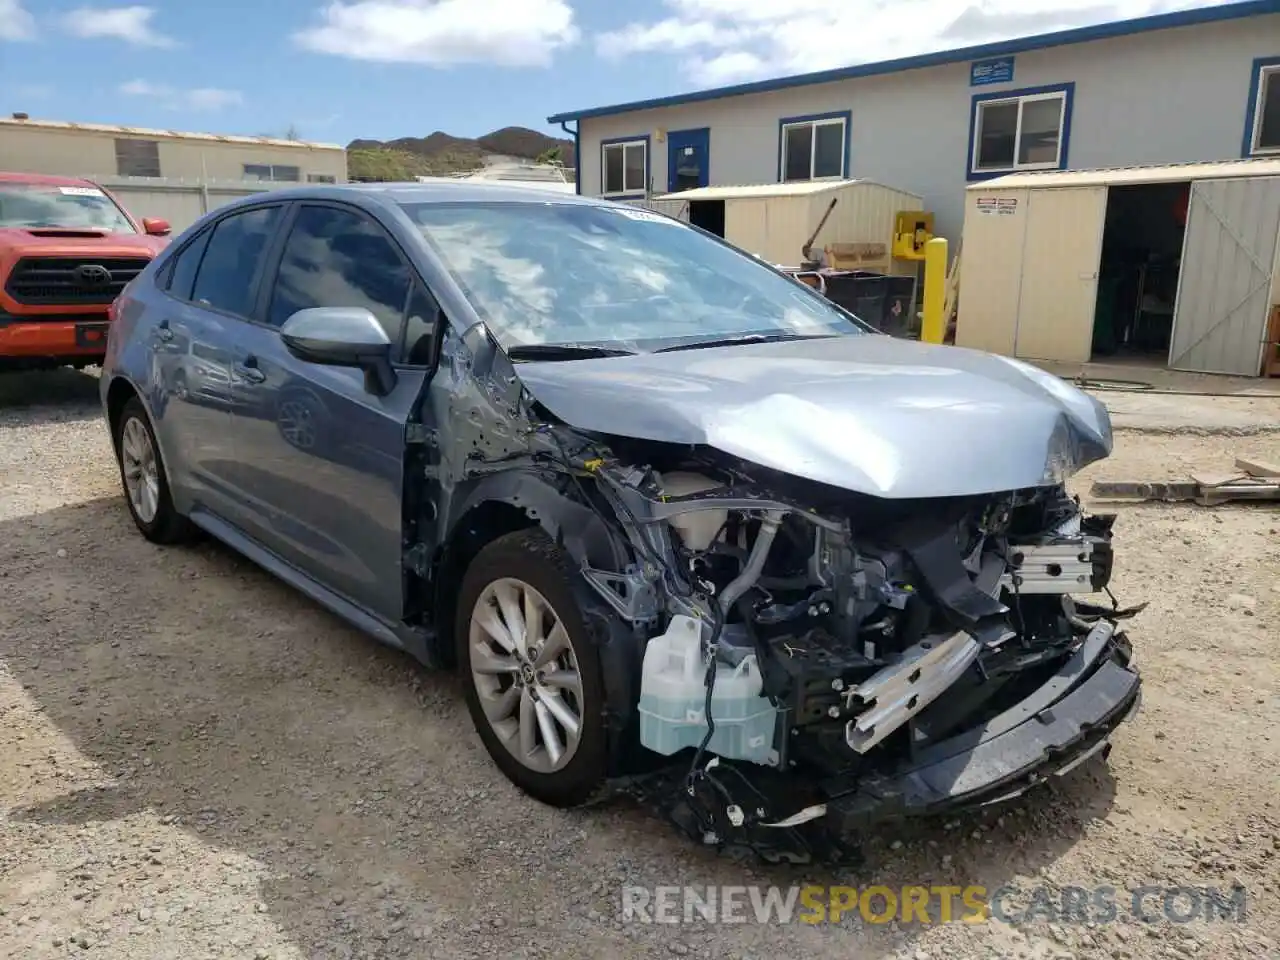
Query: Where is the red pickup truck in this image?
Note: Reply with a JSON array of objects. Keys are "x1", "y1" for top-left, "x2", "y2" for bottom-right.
[{"x1": 0, "y1": 172, "x2": 172, "y2": 372}]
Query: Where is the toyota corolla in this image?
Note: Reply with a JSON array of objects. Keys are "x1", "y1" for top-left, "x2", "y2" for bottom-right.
[{"x1": 100, "y1": 182, "x2": 1142, "y2": 861}]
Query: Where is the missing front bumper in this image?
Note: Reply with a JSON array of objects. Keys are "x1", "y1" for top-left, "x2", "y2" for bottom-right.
[{"x1": 824, "y1": 622, "x2": 1141, "y2": 832}]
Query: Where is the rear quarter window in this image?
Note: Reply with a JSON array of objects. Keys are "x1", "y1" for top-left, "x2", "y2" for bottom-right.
[
  {"x1": 189, "y1": 206, "x2": 282, "y2": 318},
  {"x1": 162, "y1": 229, "x2": 212, "y2": 302}
]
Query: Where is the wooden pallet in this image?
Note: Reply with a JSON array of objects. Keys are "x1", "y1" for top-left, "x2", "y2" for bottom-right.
[{"x1": 1090, "y1": 457, "x2": 1280, "y2": 505}]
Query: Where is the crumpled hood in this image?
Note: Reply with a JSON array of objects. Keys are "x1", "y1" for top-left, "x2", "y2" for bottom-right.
[{"x1": 514, "y1": 335, "x2": 1113, "y2": 499}]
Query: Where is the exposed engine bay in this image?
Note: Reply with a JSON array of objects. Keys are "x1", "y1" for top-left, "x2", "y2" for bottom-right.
[
  {"x1": 532, "y1": 428, "x2": 1143, "y2": 863},
  {"x1": 423, "y1": 328, "x2": 1145, "y2": 864}
]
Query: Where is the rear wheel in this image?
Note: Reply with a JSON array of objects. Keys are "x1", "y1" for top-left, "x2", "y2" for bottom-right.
[
  {"x1": 456, "y1": 529, "x2": 608, "y2": 807},
  {"x1": 114, "y1": 397, "x2": 193, "y2": 544}
]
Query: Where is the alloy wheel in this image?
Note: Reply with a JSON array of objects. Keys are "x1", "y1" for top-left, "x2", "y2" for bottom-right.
[
  {"x1": 120, "y1": 416, "x2": 161, "y2": 524},
  {"x1": 468, "y1": 577, "x2": 584, "y2": 774}
]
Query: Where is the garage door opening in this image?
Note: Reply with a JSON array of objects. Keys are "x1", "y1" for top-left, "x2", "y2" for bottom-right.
[
  {"x1": 1090, "y1": 183, "x2": 1189, "y2": 366},
  {"x1": 688, "y1": 199, "x2": 725, "y2": 238}
]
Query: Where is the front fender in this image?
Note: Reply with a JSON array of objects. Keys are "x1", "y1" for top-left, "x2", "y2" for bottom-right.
[{"x1": 443, "y1": 468, "x2": 625, "y2": 572}]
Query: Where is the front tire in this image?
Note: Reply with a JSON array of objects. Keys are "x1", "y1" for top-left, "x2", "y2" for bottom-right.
[
  {"x1": 114, "y1": 396, "x2": 193, "y2": 545},
  {"x1": 456, "y1": 529, "x2": 608, "y2": 807}
]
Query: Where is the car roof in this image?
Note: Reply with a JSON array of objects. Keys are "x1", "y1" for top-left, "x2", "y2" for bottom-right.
[
  {"x1": 223, "y1": 179, "x2": 614, "y2": 210},
  {"x1": 0, "y1": 171, "x2": 99, "y2": 187}
]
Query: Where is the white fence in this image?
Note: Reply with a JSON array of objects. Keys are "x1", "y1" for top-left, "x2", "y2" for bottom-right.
[{"x1": 95, "y1": 176, "x2": 298, "y2": 234}]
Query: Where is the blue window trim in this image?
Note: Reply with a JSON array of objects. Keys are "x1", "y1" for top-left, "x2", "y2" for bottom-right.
[
  {"x1": 777, "y1": 110, "x2": 852, "y2": 182},
  {"x1": 966, "y1": 82, "x2": 1075, "y2": 182},
  {"x1": 1242, "y1": 55, "x2": 1280, "y2": 157},
  {"x1": 600, "y1": 134, "x2": 650, "y2": 199}
]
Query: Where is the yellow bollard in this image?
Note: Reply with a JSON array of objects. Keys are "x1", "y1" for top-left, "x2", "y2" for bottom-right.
[{"x1": 920, "y1": 236, "x2": 948, "y2": 344}]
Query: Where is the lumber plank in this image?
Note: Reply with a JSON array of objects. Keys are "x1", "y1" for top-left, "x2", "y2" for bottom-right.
[{"x1": 1235, "y1": 457, "x2": 1280, "y2": 478}]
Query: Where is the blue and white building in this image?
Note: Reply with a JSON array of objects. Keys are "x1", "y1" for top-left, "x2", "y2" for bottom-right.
[{"x1": 549, "y1": 0, "x2": 1280, "y2": 242}]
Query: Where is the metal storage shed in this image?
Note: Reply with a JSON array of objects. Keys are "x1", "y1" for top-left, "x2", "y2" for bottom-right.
[
  {"x1": 649, "y1": 179, "x2": 924, "y2": 271},
  {"x1": 956, "y1": 159, "x2": 1280, "y2": 377}
]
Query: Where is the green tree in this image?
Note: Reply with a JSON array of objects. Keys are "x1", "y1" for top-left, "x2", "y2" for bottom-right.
[
  {"x1": 347, "y1": 147, "x2": 430, "y2": 182},
  {"x1": 535, "y1": 146, "x2": 564, "y2": 165}
]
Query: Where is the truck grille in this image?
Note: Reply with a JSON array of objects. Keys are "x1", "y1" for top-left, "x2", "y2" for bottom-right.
[{"x1": 4, "y1": 256, "x2": 151, "y2": 306}]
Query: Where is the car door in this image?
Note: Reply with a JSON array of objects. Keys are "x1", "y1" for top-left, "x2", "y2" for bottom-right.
[
  {"x1": 147, "y1": 206, "x2": 283, "y2": 518},
  {"x1": 223, "y1": 201, "x2": 432, "y2": 621}
]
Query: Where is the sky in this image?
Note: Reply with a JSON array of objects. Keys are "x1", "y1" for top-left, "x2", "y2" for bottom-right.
[{"x1": 0, "y1": 0, "x2": 1234, "y2": 145}]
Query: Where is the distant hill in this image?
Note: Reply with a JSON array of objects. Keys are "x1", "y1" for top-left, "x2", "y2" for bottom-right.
[{"x1": 347, "y1": 126, "x2": 575, "y2": 181}]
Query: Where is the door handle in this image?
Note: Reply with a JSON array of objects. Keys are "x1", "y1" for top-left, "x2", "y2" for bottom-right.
[
  {"x1": 156, "y1": 319, "x2": 174, "y2": 342},
  {"x1": 235, "y1": 355, "x2": 266, "y2": 384}
]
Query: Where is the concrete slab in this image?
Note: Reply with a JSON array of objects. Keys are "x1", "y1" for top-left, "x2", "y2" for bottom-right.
[
  {"x1": 1094, "y1": 390, "x2": 1280, "y2": 435},
  {"x1": 1035, "y1": 359, "x2": 1280, "y2": 397}
]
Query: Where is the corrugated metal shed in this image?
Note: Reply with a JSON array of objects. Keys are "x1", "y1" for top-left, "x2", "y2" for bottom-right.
[
  {"x1": 1168, "y1": 176, "x2": 1280, "y2": 375},
  {"x1": 653, "y1": 179, "x2": 924, "y2": 269},
  {"x1": 968, "y1": 158, "x2": 1280, "y2": 190},
  {"x1": 654, "y1": 179, "x2": 864, "y2": 200},
  {"x1": 958, "y1": 159, "x2": 1280, "y2": 376}
]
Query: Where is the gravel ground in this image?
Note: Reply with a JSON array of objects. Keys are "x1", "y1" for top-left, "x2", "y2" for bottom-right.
[{"x1": 1, "y1": 369, "x2": 1278, "y2": 960}]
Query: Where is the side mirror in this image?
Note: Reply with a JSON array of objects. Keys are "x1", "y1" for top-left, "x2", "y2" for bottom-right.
[
  {"x1": 280, "y1": 306, "x2": 396, "y2": 396},
  {"x1": 142, "y1": 217, "x2": 171, "y2": 236}
]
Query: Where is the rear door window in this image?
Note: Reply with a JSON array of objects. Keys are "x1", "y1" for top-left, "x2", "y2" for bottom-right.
[{"x1": 190, "y1": 205, "x2": 283, "y2": 318}]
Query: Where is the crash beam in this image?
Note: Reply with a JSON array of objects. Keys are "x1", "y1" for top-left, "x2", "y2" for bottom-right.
[
  {"x1": 844, "y1": 629, "x2": 980, "y2": 754},
  {"x1": 1001, "y1": 541, "x2": 1099, "y2": 594}
]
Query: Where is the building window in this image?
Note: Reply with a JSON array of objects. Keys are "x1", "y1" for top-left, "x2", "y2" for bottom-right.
[
  {"x1": 779, "y1": 113, "x2": 848, "y2": 182},
  {"x1": 115, "y1": 138, "x2": 161, "y2": 178},
  {"x1": 307, "y1": 173, "x2": 337, "y2": 183},
  {"x1": 1246, "y1": 58, "x2": 1280, "y2": 155},
  {"x1": 243, "y1": 163, "x2": 301, "y2": 183},
  {"x1": 601, "y1": 138, "x2": 646, "y2": 196},
  {"x1": 969, "y1": 84, "x2": 1073, "y2": 178}
]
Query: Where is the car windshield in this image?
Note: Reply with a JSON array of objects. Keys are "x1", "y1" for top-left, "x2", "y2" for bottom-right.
[
  {"x1": 0, "y1": 184, "x2": 137, "y2": 233},
  {"x1": 400, "y1": 200, "x2": 868, "y2": 353}
]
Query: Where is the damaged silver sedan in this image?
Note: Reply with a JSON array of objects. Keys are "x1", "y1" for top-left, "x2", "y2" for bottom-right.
[{"x1": 99, "y1": 182, "x2": 1142, "y2": 861}]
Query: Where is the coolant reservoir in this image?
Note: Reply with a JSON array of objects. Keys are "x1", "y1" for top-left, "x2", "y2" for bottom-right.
[
  {"x1": 654, "y1": 471, "x2": 726, "y2": 552},
  {"x1": 638, "y1": 615, "x2": 779, "y2": 766}
]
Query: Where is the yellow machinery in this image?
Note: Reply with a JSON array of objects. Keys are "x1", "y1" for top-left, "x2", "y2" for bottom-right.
[{"x1": 892, "y1": 211, "x2": 935, "y2": 260}]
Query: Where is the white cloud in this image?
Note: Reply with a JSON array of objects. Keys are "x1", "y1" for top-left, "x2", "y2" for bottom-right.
[
  {"x1": 294, "y1": 0, "x2": 579, "y2": 67},
  {"x1": 595, "y1": 0, "x2": 1232, "y2": 86},
  {"x1": 119, "y1": 79, "x2": 243, "y2": 111},
  {"x1": 0, "y1": 0, "x2": 36, "y2": 40},
  {"x1": 60, "y1": 5, "x2": 176, "y2": 47}
]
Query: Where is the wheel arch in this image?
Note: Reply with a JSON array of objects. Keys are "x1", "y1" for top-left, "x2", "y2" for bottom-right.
[
  {"x1": 105, "y1": 375, "x2": 143, "y2": 452},
  {"x1": 426, "y1": 470, "x2": 627, "y2": 669}
]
